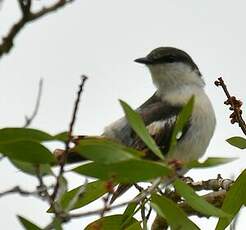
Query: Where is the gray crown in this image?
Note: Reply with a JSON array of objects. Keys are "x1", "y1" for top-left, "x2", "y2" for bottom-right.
[{"x1": 135, "y1": 47, "x2": 200, "y2": 75}]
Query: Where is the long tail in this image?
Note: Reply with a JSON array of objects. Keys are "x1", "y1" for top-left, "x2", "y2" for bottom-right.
[{"x1": 110, "y1": 184, "x2": 132, "y2": 204}]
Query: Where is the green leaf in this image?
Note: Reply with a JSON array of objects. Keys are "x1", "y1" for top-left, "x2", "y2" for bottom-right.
[
  {"x1": 174, "y1": 179, "x2": 229, "y2": 217},
  {"x1": 53, "y1": 131, "x2": 68, "y2": 142},
  {"x1": 216, "y1": 169, "x2": 246, "y2": 230},
  {"x1": 85, "y1": 215, "x2": 142, "y2": 230},
  {"x1": 72, "y1": 159, "x2": 171, "y2": 183},
  {"x1": 151, "y1": 194, "x2": 199, "y2": 230},
  {"x1": 17, "y1": 216, "x2": 42, "y2": 230},
  {"x1": 74, "y1": 138, "x2": 143, "y2": 164},
  {"x1": 0, "y1": 140, "x2": 55, "y2": 164},
  {"x1": 226, "y1": 136, "x2": 246, "y2": 149},
  {"x1": 48, "y1": 180, "x2": 110, "y2": 212},
  {"x1": 10, "y1": 159, "x2": 52, "y2": 176},
  {"x1": 53, "y1": 218, "x2": 63, "y2": 230},
  {"x1": 120, "y1": 100, "x2": 164, "y2": 160},
  {"x1": 186, "y1": 157, "x2": 237, "y2": 169},
  {"x1": 0, "y1": 128, "x2": 53, "y2": 143},
  {"x1": 168, "y1": 96, "x2": 194, "y2": 156},
  {"x1": 125, "y1": 222, "x2": 143, "y2": 230},
  {"x1": 122, "y1": 202, "x2": 138, "y2": 228}
]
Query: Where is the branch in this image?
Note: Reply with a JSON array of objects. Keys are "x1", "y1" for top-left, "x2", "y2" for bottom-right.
[
  {"x1": 24, "y1": 78, "x2": 43, "y2": 127},
  {"x1": 151, "y1": 175, "x2": 234, "y2": 230},
  {"x1": 151, "y1": 190, "x2": 227, "y2": 230},
  {"x1": 68, "y1": 177, "x2": 169, "y2": 219},
  {"x1": 182, "y1": 174, "x2": 233, "y2": 191},
  {"x1": 51, "y1": 75, "x2": 88, "y2": 200},
  {"x1": 0, "y1": 0, "x2": 75, "y2": 59},
  {"x1": 215, "y1": 77, "x2": 246, "y2": 135},
  {"x1": 35, "y1": 166, "x2": 54, "y2": 205},
  {"x1": 179, "y1": 190, "x2": 226, "y2": 217},
  {"x1": 0, "y1": 185, "x2": 53, "y2": 198}
]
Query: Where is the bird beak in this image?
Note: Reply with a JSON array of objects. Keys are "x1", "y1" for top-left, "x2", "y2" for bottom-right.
[{"x1": 134, "y1": 57, "x2": 152, "y2": 64}]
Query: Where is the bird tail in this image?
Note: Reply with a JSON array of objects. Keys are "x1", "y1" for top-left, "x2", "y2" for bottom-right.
[
  {"x1": 110, "y1": 184, "x2": 132, "y2": 204},
  {"x1": 53, "y1": 135, "x2": 104, "y2": 164}
]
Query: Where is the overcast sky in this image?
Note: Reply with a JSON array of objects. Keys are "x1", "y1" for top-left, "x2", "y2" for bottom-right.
[{"x1": 0, "y1": 0, "x2": 246, "y2": 229}]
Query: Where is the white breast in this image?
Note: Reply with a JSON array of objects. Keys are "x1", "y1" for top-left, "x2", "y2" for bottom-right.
[{"x1": 166, "y1": 89, "x2": 216, "y2": 162}]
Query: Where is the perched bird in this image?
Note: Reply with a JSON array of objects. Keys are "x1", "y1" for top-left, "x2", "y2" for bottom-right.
[
  {"x1": 102, "y1": 47, "x2": 216, "y2": 202},
  {"x1": 57, "y1": 47, "x2": 216, "y2": 202}
]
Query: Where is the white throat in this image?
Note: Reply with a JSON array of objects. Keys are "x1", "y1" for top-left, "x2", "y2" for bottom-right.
[{"x1": 148, "y1": 62, "x2": 205, "y2": 97}]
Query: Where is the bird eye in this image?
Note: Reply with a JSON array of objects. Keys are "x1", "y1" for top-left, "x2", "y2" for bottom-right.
[{"x1": 167, "y1": 55, "x2": 175, "y2": 63}]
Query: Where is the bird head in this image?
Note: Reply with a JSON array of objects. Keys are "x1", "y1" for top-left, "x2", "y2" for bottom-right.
[{"x1": 135, "y1": 47, "x2": 204, "y2": 92}]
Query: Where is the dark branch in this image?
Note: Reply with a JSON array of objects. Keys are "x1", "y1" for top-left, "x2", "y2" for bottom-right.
[
  {"x1": 215, "y1": 77, "x2": 246, "y2": 135},
  {"x1": 0, "y1": 185, "x2": 53, "y2": 198},
  {"x1": 182, "y1": 174, "x2": 233, "y2": 191},
  {"x1": 0, "y1": 0, "x2": 75, "y2": 59},
  {"x1": 51, "y1": 75, "x2": 88, "y2": 200},
  {"x1": 0, "y1": 186, "x2": 37, "y2": 198},
  {"x1": 151, "y1": 190, "x2": 227, "y2": 230},
  {"x1": 24, "y1": 78, "x2": 43, "y2": 127}
]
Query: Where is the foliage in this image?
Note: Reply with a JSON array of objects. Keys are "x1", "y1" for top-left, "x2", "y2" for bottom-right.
[{"x1": 1, "y1": 98, "x2": 245, "y2": 230}]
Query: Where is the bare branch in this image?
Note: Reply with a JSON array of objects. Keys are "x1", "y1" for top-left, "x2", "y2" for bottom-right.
[
  {"x1": 179, "y1": 190, "x2": 227, "y2": 217},
  {"x1": 28, "y1": 0, "x2": 75, "y2": 21},
  {"x1": 35, "y1": 166, "x2": 54, "y2": 204},
  {"x1": 18, "y1": 0, "x2": 32, "y2": 16},
  {"x1": 51, "y1": 75, "x2": 88, "y2": 200},
  {"x1": 24, "y1": 78, "x2": 43, "y2": 127},
  {"x1": 215, "y1": 77, "x2": 246, "y2": 135},
  {"x1": 0, "y1": 0, "x2": 75, "y2": 59},
  {"x1": 68, "y1": 177, "x2": 165, "y2": 219},
  {"x1": 182, "y1": 174, "x2": 233, "y2": 191},
  {"x1": 0, "y1": 185, "x2": 52, "y2": 198},
  {"x1": 68, "y1": 200, "x2": 132, "y2": 219}
]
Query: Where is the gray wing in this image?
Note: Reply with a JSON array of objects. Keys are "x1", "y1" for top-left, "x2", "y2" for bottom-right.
[
  {"x1": 103, "y1": 92, "x2": 184, "y2": 157},
  {"x1": 108, "y1": 93, "x2": 185, "y2": 204}
]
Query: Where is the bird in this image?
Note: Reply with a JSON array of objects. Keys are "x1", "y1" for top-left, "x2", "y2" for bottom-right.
[
  {"x1": 102, "y1": 47, "x2": 216, "y2": 203},
  {"x1": 56, "y1": 47, "x2": 216, "y2": 203}
]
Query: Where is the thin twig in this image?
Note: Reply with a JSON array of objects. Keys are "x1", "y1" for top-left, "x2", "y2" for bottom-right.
[
  {"x1": 51, "y1": 75, "x2": 88, "y2": 200},
  {"x1": 63, "y1": 175, "x2": 232, "y2": 223},
  {"x1": 69, "y1": 177, "x2": 164, "y2": 219},
  {"x1": 35, "y1": 166, "x2": 54, "y2": 205},
  {"x1": 146, "y1": 206, "x2": 152, "y2": 221},
  {"x1": 101, "y1": 193, "x2": 111, "y2": 217},
  {"x1": 0, "y1": 0, "x2": 75, "y2": 58},
  {"x1": 24, "y1": 78, "x2": 43, "y2": 127},
  {"x1": 68, "y1": 200, "x2": 132, "y2": 219},
  {"x1": 35, "y1": 166, "x2": 67, "y2": 229},
  {"x1": 0, "y1": 185, "x2": 53, "y2": 198},
  {"x1": 134, "y1": 183, "x2": 144, "y2": 192},
  {"x1": 134, "y1": 177, "x2": 163, "y2": 203},
  {"x1": 215, "y1": 77, "x2": 246, "y2": 135},
  {"x1": 141, "y1": 201, "x2": 147, "y2": 230}
]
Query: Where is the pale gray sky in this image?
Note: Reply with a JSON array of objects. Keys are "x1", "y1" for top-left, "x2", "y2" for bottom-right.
[{"x1": 0, "y1": 0, "x2": 245, "y2": 229}]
